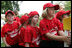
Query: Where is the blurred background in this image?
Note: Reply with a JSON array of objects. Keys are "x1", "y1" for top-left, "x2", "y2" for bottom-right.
[{"x1": 1, "y1": 1, "x2": 71, "y2": 47}]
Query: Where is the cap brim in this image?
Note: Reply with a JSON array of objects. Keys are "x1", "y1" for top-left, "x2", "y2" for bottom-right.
[
  {"x1": 54, "y1": 5, "x2": 59, "y2": 10},
  {"x1": 6, "y1": 11, "x2": 14, "y2": 16},
  {"x1": 8, "y1": 11, "x2": 14, "y2": 15}
]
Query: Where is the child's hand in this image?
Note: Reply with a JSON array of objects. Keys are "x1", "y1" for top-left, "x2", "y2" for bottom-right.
[
  {"x1": 66, "y1": 36, "x2": 71, "y2": 46},
  {"x1": 6, "y1": 44, "x2": 11, "y2": 47},
  {"x1": 63, "y1": 36, "x2": 71, "y2": 45}
]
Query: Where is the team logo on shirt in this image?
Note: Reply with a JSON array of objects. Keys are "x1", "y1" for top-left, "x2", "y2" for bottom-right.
[
  {"x1": 7, "y1": 29, "x2": 18, "y2": 38},
  {"x1": 49, "y1": 26, "x2": 58, "y2": 35}
]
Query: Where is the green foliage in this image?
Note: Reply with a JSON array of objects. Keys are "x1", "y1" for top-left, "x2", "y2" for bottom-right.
[
  {"x1": 64, "y1": 1, "x2": 71, "y2": 16},
  {"x1": 18, "y1": 15, "x2": 21, "y2": 18},
  {"x1": 1, "y1": 1, "x2": 19, "y2": 14},
  {"x1": 55, "y1": 10, "x2": 59, "y2": 13},
  {"x1": 1, "y1": 1, "x2": 13, "y2": 14},
  {"x1": 64, "y1": 1, "x2": 71, "y2": 11},
  {"x1": 1, "y1": 43, "x2": 5, "y2": 47}
]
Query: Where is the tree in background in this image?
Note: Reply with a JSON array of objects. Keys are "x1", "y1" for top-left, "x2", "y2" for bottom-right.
[
  {"x1": 64, "y1": 1, "x2": 71, "y2": 16},
  {"x1": 64, "y1": 1, "x2": 71, "y2": 11},
  {"x1": 1, "y1": 1, "x2": 19, "y2": 14}
]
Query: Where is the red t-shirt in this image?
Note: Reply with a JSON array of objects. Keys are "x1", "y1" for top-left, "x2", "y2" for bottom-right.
[
  {"x1": 13, "y1": 17, "x2": 20, "y2": 22},
  {"x1": 1, "y1": 21, "x2": 20, "y2": 45},
  {"x1": 56, "y1": 18, "x2": 64, "y2": 31},
  {"x1": 13, "y1": 16, "x2": 21, "y2": 25},
  {"x1": 18, "y1": 27, "x2": 26, "y2": 46},
  {"x1": 24, "y1": 25, "x2": 40, "y2": 47},
  {"x1": 39, "y1": 17, "x2": 63, "y2": 41},
  {"x1": 60, "y1": 22, "x2": 63, "y2": 31}
]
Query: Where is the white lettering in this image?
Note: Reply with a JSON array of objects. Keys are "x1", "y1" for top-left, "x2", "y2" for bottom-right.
[
  {"x1": 7, "y1": 29, "x2": 18, "y2": 38},
  {"x1": 10, "y1": 33, "x2": 17, "y2": 37}
]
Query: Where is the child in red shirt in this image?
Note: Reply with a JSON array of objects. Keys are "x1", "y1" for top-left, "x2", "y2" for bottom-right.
[
  {"x1": 1, "y1": 10, "x2": 20, "y2": 47},
  {"x1": 56, "y1": 10, "x2": 71, "y2": 31},
  {"x1": 18, "y1": 15, "x2": 29, "y2": 47},
  {"x1": 39, "y1": 3, "x2": 71, "y2": 47},
  {"x1": 56, "y1": 10, "x2": 71, "y2": 46},
  {"x1": 24, "y1": 11, "x2": 40, "y2": 47}
]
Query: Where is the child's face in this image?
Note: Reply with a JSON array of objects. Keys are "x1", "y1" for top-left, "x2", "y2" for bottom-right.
[
  {"x1": 6, "y1": 13, "x2": 14, "y2": 22},
  {"x1": 32, "y1": 15, "x2": 39, "y2": 24},
  {"x1": 47, "y1": 7, "x2": 55, "y2": 17}
]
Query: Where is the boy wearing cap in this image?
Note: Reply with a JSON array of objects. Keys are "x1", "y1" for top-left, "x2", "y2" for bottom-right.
[
  {"x1": 1, "y1": 10, "x2": 20, "y2": 47},
  {"x1": 39, "y1": 3, "x2": 71, "y2": 47},
  {"x1": 18, "y1": 15, "x2": 29, "y2": 47}
]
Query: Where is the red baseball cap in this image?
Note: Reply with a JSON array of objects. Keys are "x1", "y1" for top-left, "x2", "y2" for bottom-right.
[
  {"x1": 56, "y1": 10, "x2": 70, "y2": 19},
  {"x1": 64, "y1": 10, "x2": 71, "y2": 15},
  {"x1": 20, "y1": 15, "x2": 29, "y2": 24},
  {"x1": 56, "y1": 10, "x2": 65, "y2": 19},
  {"x1": 28, "y1": 11, "x2": 39, "y2": 17},
  {"x1": 43, "y1": 3, "x2": 59, "y2": 10},
  {"x1": 5, "y1": 10, "x2": 15, "y2": 16}
]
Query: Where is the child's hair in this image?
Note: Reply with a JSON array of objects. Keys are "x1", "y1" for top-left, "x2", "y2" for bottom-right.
[
  {"x1": 28, "y1": 16, "x2": 33, "y2": 25},
  {"x1": 13, "y1": 10, "x2": 18, "y2": 16},
  {"x1": 5, "y1": 18, "x2": 8, "y2": 22},
  {"x1": 42, "y1": 8, "x2": 48, "y2": 18},
  {"x1": 24, "y1": 13, "x2": 29, "y2": 16}
]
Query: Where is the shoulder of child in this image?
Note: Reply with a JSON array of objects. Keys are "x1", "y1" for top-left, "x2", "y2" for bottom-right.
[{"x1": 40, "y1": 18, "x2": 46, "y2": 25}]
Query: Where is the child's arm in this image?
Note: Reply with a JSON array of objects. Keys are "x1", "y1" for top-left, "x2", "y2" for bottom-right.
[
  {"x1": 25, "y1": 42, "x2": 30, "y2": 47},
  {"x1": 45, "y1": 32, "x2": 70, "y2": 42},
  {"x1": 58, "y1": 30, "x2": 65, "y2": 36},
  {"x1": 2, "y1": 37, "x2": 11, "y2": 47},
  {"x1": 1, "y1": 26, "x2": 11, "y2": 47}
]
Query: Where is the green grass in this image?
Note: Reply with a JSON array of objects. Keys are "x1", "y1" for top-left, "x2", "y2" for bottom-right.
[{"x1": 1, "y1": 43, "x2": 5, "y2": 47}]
